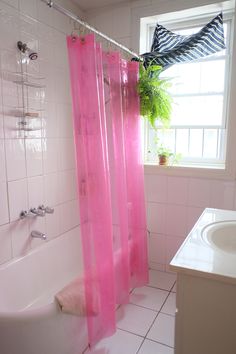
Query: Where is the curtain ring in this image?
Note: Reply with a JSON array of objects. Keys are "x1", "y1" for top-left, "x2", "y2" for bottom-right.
[
  {"x1": 71, "y1": 21, "x2": 79, "y2": 41},
  {"x1": 71, "y1": 30, "x2": 77, "y2": 42}
]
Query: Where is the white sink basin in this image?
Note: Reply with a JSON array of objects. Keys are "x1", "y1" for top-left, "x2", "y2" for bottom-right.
[{"x1": 201, "y1": 220, "x2": 236, "y2": 254}]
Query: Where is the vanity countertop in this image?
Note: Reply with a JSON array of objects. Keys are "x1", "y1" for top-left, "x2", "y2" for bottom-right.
[{"x1": 170, "y1": 208, "x2": 236, "y2": 285}]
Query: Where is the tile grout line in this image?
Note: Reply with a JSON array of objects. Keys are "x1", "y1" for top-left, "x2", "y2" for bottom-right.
[
  {"x1": 136, "y1": 337, "x2": 146, "y2": 354},
  {"x1": 117, "y1": 327, "x2": 145, "y2": 339},
  {"x1": 147, "y1": 284, "x2": 175, "y2": 292},
  {"x1": 141, "y1": 287, "x2": 175, "y2": 349},
  {"x1": 170, "y1": 280, "x2": 176, "y2": 293},
  {"x1": 143, "y1": 337, "x2": 175, "y2": 350}
]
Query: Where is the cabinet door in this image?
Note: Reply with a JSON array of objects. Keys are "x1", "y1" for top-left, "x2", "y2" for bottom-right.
[{"x1": 175, "y1": 273, "x2": 236, "y2": 354}]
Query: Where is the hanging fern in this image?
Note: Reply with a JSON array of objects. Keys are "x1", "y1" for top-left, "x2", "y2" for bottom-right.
[{"x1": 137, "y1": 64, "x2": 172, "y2": 129}]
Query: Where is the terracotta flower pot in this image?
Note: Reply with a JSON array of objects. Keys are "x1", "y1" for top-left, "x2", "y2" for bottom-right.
[{"x1": 158, "y1": 154, "x2": 169, "y2": 166}]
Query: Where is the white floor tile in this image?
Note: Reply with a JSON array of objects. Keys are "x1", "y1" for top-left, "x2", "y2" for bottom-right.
[
  {"x1": 116, "y1": 303, "x2": 157, "y2": 336},
  {"x1": 130, "y1": 286, "x2": 169, "y2": 311},
  {"x1": 147, "y1": 313, "x2": 175, "y2": 347},
  {"x1": 84, "y1": 329, "x2": 143, "y2": 354},
  {"x1": 148, "y1": 270, "x2": 176, "y2": 291},
  {"x1": 161, "y1": 293, "x2": 176, "y2": 316},
  {"x1": 138, "y1": 339, "x2": 174, "y2": 354}
]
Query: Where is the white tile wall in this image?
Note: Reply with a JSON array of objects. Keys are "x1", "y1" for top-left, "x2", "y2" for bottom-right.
[
  {"x1": 147, "y1": 202, "x2": 166, "y2": 234},
  {"x1": 188, "y1": 178, "x2": 211, "y2": 207},
  {"x1": 11, "y1": 219, "x2": 30, "y2": 258},
  {"x1": 8, "y1": 178, "x2": 28, "y2": 221},
  {"x1": 0, "y1": 224, "x2": 12, "y2": 264},
  {"x1": 145, "y1": 175, "x2": 236, "y2": 271},
  {"x1": 43, "y1": 172, "x2": 60, "y2": 206},
  {"x1": 149, "y1": 233, "x2": 166, "y2": 266},
  {"x1": 42, "y1": 138, "x2": 59, "y2": 174},
  {"x1": 0, "y1": 140, "x2": 6, "y2": 181},
  {"x1": 25, "y1": 139, "x2": 43, "y2": 177},
  {"x1": 27, "y1": 176, "x2": 44, "y2": 207},
  {"x1": 5, "y1": 139, "x2": 26, "y2": 180},
  {"x1": 167, "y1": 176, "x2": 189, "y2": 205},
  {"x1": 165, "y1": 205, "x2": 187, "y2": 238},
  {"x1": 209, "y1": 180, "x2": 235, "y2": 210},
  {"x1": 145, "y1": 174, "x2": 167, "y2": 203},
  {"x1": 0, "y1": 0, "x2": 82, "y2": 267}
]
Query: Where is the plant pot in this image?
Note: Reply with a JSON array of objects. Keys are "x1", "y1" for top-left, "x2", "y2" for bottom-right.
[{"x1": 158, "y1": 154, "x2": 169, "y2": 166}]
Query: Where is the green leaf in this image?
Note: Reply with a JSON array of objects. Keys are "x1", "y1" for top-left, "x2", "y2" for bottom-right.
[{"x1": 137, "y1": 63, "x2": 172, "y2": 128}]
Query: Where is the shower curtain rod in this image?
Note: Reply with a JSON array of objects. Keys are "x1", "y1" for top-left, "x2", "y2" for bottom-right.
[{"x1": 41, "y1": 0, "x2": 141, "y2": 59}]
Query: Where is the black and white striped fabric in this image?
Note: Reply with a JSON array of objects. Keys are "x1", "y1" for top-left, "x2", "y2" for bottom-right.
[{"x1": 142, "y1": 12, "x2": 225, "y2": 70}]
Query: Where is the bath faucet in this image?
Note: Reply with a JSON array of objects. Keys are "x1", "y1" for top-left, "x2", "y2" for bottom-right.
[
  {"x1": 19, "y1": 205, "x2": 54, "y2": 219},
  {"x1": 30, "y1": 207, "x2": 46, "y2": 217},
  {"x1": 31, "y1": 230, "x2": 47, "y2": 240},
  {"x1": 19, "y1": 208, "x2": 45, "y2": 219}
]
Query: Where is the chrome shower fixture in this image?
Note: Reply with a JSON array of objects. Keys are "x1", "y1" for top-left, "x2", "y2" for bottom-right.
[
  {"x1": 19, "y1": 205, "x2": 54, "y2": 219},
  {"x1": 17, "y1": 41, "x2": 38, "y2": 60},
  {"x1": 31, "y1": 230, "x2": 47, "y2": 240}
]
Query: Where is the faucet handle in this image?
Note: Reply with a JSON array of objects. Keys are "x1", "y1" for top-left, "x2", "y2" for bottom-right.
[
  {"x1": 19, "y1": 210, "x2": 29, "y2": 219},
  {"x1": 45, "y1": 206, "x2": 54, "y2": 214},
  {"x1": 38, "y1": 205, "x2": 54, "y2": 214},
  {"x1": 30, "y1": 207, "x2": 45, "y2": 217}
]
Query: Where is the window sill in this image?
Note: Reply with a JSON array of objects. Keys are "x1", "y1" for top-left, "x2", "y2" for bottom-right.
[{"x1": 144, "y1": 163, "x2": 235, "y2": 180}]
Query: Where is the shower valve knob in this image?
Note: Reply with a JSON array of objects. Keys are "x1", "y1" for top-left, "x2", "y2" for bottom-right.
[
  {"x1": 38, "y1": 205, "x2": 54, "y2": 214},
  {"x1": 19, "y1": 210, "x2": 28, "y2": 219}
]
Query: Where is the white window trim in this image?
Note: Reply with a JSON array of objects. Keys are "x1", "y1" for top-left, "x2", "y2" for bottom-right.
[
  {"x1": 145, "y1": 17, "x2": 231, "y2": 168},
  {"x1": 132, "y1": 1, "x2": 236, "y2": 180}
]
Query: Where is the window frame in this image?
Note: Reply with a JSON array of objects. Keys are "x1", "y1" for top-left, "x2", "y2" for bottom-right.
[{"x1": 143, "y1": 14, "x2": 233, "y2": 170}]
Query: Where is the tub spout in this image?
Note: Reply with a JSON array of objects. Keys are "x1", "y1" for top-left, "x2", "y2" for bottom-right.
[{"x1": 31, "y1": 230, "x2": 47, "y2": 240}]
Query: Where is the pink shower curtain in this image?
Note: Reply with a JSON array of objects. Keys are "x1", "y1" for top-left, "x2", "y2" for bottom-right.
[{"x1": 67, "y1": 34, "x2": 148, "y2": 346}]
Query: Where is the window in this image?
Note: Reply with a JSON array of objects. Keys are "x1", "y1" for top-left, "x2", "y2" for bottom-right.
[{"x1": 141, "y1": 11, "x2": 233, "y2": 169}]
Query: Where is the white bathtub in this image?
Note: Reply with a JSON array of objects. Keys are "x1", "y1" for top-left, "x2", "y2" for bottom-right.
[{"x1": 0, "y1": 227, "x2": 88, "y2": 354}]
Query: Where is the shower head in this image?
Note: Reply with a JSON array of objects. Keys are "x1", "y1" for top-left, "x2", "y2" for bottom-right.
[{"x1": 17, "y1": 41, "x2": 38, "y2": 60}]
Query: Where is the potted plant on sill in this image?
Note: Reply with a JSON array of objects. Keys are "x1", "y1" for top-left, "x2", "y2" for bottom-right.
[
  {"x1": 157, "y1": 146, "x2": 173, "y2": 166},
  {"x1": 137, "y1": 63, "x2": 172, "y2": 129}
]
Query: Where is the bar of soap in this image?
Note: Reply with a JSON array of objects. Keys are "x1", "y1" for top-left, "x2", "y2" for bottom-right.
[{"x1": 25, "y1": 112, "x2": 39, "y2": 118}]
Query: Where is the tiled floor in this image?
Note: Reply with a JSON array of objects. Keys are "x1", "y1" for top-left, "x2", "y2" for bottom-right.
[{"x1": 84, "y1": 270, "x2": 176, "y2": 354}]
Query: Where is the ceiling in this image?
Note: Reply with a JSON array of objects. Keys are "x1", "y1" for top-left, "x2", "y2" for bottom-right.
[{"x1": 73, "y1": 0, "x2": 130, "y2": 11}]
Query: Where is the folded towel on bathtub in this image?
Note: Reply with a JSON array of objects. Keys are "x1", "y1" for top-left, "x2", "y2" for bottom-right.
[{"x1": 55, "y1": 277, "x2": 99, "y2": 316}]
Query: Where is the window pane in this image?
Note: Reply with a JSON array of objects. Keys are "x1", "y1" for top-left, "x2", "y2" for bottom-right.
[
  {"x1": 200, "y1": 60, "x2": 225, "y2": 93},
  {"x1": 176, "y1": 129, "x2": 189, "y2": 155},
  {"x1": 163, "y1": 62, "x2": 201, "y2": 95},
  {"x1": 203, "y1": 129, "x2": 218, "y2": 158},
  {"x1": 189, "y1": 129, "x2": 203, "y2": 157},
  {"x1": 163, "y1": 59, "x2": 225, "y2": 95},
  {"x1": 157, "y1": 129, "x2": 175, "y2": 151},
  {"x1": 146, "y1": 127, "x2": 157, "y2": 162},
  {"x1": 171, "y1": 95, "x2": 223, "y2": 126}
]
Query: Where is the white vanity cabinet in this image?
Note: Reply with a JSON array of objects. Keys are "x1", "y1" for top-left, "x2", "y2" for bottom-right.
[
  {"x1": 170, "y1": 208, "x2": 236, "y2": 354},
  {"x1": 174, "y1": 273, "x2": 236, "y2": 354}
]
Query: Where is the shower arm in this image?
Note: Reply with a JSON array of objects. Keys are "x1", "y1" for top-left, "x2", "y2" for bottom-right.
[{"x1": 41, "y1": 0, "x2": 142, "y2": 60}]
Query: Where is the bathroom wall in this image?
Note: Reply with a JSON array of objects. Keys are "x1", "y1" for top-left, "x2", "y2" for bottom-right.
[
  {"x1": 0, "y1": 0, "x2": 84, "y2": 266},
  {"x1": 86, "y1": 0, "x2": 236, "y2": 271}
]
